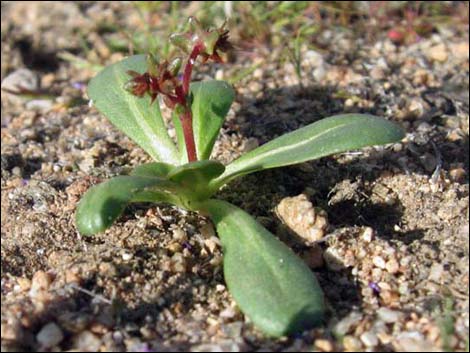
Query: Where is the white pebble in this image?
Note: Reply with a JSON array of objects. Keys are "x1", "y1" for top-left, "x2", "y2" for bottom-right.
[
  {"x1": 373, "y1": 256, "x2": 386, "y2": 269},
  {"x1": 215, "y1": 69, "x2": 224, "y2": 80},
  {"x1": 172, "y1": 227, "x2": 187, "y2": 241},
  {"x1": 360, "y1": 331, "x2": 378, "y2": 347},
  {"x1": 362, "y1": 227, "x2": 374, "y2": 242},
  {"x1": 1, "y1": 68, "x2": 38, "y2": 92},
  {"x1": 377, "y1": 307, "x2": 403, "y2": 323},
  {"x1": 428, "y1": 263, "x2": 444, "y2": 282},
  {"x1": 122, "y1": 253, "x2": 133, "y2": 261}
]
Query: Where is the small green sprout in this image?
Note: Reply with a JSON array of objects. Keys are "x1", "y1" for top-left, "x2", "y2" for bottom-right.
[{"x1": 77, "y1": 17, "x2": 404, "y2": 337}]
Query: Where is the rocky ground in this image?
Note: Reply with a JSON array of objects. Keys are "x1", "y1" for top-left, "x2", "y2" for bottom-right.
[{"x1": 1, "y1": 2, "x2": 469, "y2": 352}]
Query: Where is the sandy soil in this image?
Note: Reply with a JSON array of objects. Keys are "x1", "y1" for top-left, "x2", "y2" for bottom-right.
[{"x1": 1, "y1": 2, "x2": 469, "y2": 351}]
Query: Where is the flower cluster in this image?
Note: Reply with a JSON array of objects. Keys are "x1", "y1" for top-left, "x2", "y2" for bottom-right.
[
  {"x1": 124, "y1": 17, "x2": 232, "y2": 163},
  {"x1": 124, "y1": 17, "x2": 232, "y2": 108},
  {"x1": 169, "y1": 17, "x2": 232, "y2": 63},
  {"x1": 124, "y1": 55, "x2": 183, "y2": 106}
]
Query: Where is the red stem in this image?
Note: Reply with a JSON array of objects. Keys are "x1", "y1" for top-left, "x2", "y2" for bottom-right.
[
  {"x1": 180, "y1": 108, "x2": 197, "y2": 162},
  {"x1": 179, "y1": 42, "x2": 204, "y2": 162},
  {"x1": 182, "y1": 44, "x2": 203, "y2": 96}
]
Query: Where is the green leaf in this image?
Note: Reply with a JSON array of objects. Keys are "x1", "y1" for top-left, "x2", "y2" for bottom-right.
[
  {"x1": 175, "y1": 80, "x2": 234, "y2": 162},
  {"x1": 202, "y1": 199, "x2": 324, "y2": 337},
  {"x1": 130, "y1": 162, "x2": 175, "y2": 178},
  {"x1": 168, "y1": 160, "x2": 225, "y2": 184},
  {"x1": 76, "y1": 175, "x2": 180, "y2": 235},
  {"x1": 168, "y1": 160, "x2": 225, "y2": 199},
  {"x1": 212, "y1": 114, "x2": 404, "y2": 188},
  {"x1": 88, "y1": 55, "x2": 179, "y2": 164}
]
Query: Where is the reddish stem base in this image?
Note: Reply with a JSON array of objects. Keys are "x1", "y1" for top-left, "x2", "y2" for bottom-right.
[
  {"x1": 181, "y1": 108, "x2": 197, "y2": 162},
  {"x1": 179, "y1": 44, "x2": 204, "y2": 162}
]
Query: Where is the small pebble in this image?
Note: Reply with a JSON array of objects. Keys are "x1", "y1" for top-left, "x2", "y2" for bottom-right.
[
  {"x1": 221, "y1": 322, "x2": 243, "y2": 338},
  {"x1": 112, "y1": 331, "x2": 123, "y2": 344},
  {"x1": 370, "y1": 66, "x2": 385, "y2": 80},
  {"x1": 73, "y1": 331, "x2": 102, "y2": 352},
  {"x1": 204, "y1": 236, "x2": 220, "y2": 254},
  {"x1": 215, "y1": 69, "x2": 224, "y2": 80},
  {"x1": 420, "y1": 152, "x2": 437, "y2": 172},
  {"x1": 313, "y1": 66, "x2": 326, "y2": 81},
  {"x1": 99, "y1": 262, "x2": 117, "y2": 277},
  {"x1": 449, "y1": 42, "x2": 469, "y2": 61},
  {"x1": 385, "y1": 258, "x2": 399, "y2": 274},
  {"x1": 17, "y1": 277, "x2": 31, "y2": 291},
  {"x1": 394, "y1": 331, "x2": 441, "y2": 352},
  {"x1": 173, "y1": 227, "x2": 188, "y2": 241},
  {"x1": 449, "y1": 167, "x2": 466, "y2": 183},
  {"x1": 342, "y1": 336, "x2": 362, "y2": 351},
  {"x1": 334, "y1": 311, "x2": 362, "y2": 336},
  {"x1": 428, "y1": 263, "x2": 444, "y2": 282},
  {"x1": 167, "y1": 242, "x2": 182, "y2": 253},
  {"x1": 253, "y1": 68, "x2": 263, "y2": 79},
  {"x1": 377, "y1": 307, "x2": 403, "y2": 323},
  {"x1": 323, "y1": 247, "x2": 346, "y2": 271},
  {"x1": 314, "y1": 338, "x2": 334, "y2": 352},
  {"x1": 304, "y1": 50, "x2": 324, "y2": 67},
  {"x1": 171, "y1": 253, "x2": 187, "y2": 273},
  {"x1": 36, "y1": 322, "x2": 64, "y2": 348},
  {"x1": 360, "y1": 331, "x2": 378, "y2": 347},
  {"x1": 219, "y1": 307, "x2": 236, "y2": 319},
  {"x1": 377, "y1": 332, "x2": 393, "y2": 345},
  {"x1": 380, "y1": 290, "x2": 400, "y2": 305},
  {"x1": 12, "y1": 166, "x2": 22, "y2": 176},
  {"x1": 413, "y1": 69, "x2": 430, "y2": 85},
  {"x1": 362, "y1": 227, "x2": 374, "y2": 242},
  {"x1": 1, "y1": 319, "x2": 24, "y2": 341},
  {"x1": 25, "y1": 99, "x2": 53, "y2": 112},
  {"x1": 275, "y1": 194, "x2": 328, "y2": 245},
  {"x1": 122, "y1": 252, "x2": 133, "y2": 261},
  {"x1": 426, "y1": 43, "x2": 448, "y2": 62},
  {"x1": 407, "y1": 99, "x2": 425, "y2": 118},
  {"x1": 344, "y1": 98, "x2": 354, "y2": 107},
  {"x1": 30, "y1": 270, "x2": 52, "y2": 296},
  {"x1": 1, "y1": 68, "x2": 38, "y2": 93},
  {"x1": 65, "y1": 269, "x2": 81, "y2": 284},
  {"x1": 373, "y1": 256, "x2": 386, "y2": 269}
]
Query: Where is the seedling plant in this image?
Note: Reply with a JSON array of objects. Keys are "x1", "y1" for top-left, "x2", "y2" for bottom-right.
[{"x1": 77, "y1": 17, "x2": 404, "y2": 337}]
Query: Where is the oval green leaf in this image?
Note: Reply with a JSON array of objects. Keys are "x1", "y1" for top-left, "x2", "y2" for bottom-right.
[
  {"x1": 76, "y1": 175, "x2": 180, "y2": 235},
  {"x1": 202, "y1": 199, "x2": 324, "y2": 337},
  {"x1": 212, "y1": 114, "x2": 404, "y2": 188},
  {"x1": 88, "y1": 55, "x2": 179, "y2": 164}
]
